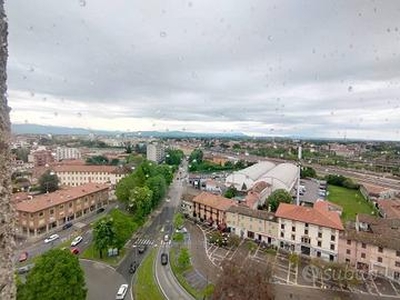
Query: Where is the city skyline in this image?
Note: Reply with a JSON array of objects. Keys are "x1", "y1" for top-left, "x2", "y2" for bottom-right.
[{"x1": 6, "y1": 0, "x2": 400, "y2": 140}]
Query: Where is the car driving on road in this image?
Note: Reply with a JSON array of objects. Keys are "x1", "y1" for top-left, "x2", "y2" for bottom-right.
[
  {"x1": 137, "y1": 244, "x2": 147, "y2": 254},
  {"x1": 44, "y1": 234, "x2": 60, "y2": 244},
  {"x1": 161, "y1": 253, "x2": 168, "y2": 265},
  {"x1": 71, "y1": 235, "x2": 83, "y2": 247},
  {"x1": 115, "y1": 283, "x2": 128, "y2": 300}
]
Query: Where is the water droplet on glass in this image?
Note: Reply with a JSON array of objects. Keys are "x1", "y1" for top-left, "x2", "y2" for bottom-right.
[
  {"x1": 387, "y1": 28, "x2": 391, "y2": 33},
  {"x1": 54, "y1": 112, "x2": 58, "y2": 117},
  {"x1": 79, "y1": 0, "x2": 86, "y2": 7},
  {"x1": 29, "y1": 67, "x2": 34, "y2": 72},
  {"x1": 24, "y1": 119, "x2": 28, "y2": 124},
  {"x1": 160, "y1": 31, "x2": 167, "y2": 38},
  {"x1": 268, "y1": 35, "x2": 273, "y2": 41},
  {"x1": 30, "y1": 91, "x2": 35, "y2": 97},
  {"x1": 188, "y1": 2, "x2": 193, "y2": 7},
  {"x1": 77, "y1": 112, "x2": 82, "y2": 117},
  {"x1": 348, "y1": 86, "x2": 353, "y2": 92},
  {"x1": 42, "y1": 97, "x2": 47, "y2": 102}
]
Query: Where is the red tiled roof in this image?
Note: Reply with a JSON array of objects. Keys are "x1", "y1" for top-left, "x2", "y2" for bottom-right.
[
  {"x1": 361, "y1": 183, "x2": 393, "y2": 195},
  {"x1": 243, "y1": 191, "x2": 260, "y2": 209},
  {"x1": 377, "y1": 199, "x2": 400, "y2": 219},
  {"x1": 16, "y1": 183, "x2": 110, "y2": 213},
  {"x1": 275, "y1": 203, "x2": 344, "y2": 230},
  {"x1": 193, "y1": 191, "x2": 237, "y2": 211},
  {"x1": 314, "y1": 199, "x2": 343, "y2": 212}
]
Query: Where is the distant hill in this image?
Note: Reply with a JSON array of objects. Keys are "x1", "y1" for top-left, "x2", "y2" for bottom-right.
[{"x1": 11, "y1": 123, "x2": 248, "y2": 139}]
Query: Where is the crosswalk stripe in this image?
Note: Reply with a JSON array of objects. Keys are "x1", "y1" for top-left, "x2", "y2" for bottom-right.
[{"x1": 134, "y1": 239, "x2": 154, "y2": 246}]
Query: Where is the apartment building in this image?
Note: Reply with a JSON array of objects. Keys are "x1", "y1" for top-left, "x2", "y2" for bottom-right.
[
  {"x1": 15, "y1": 183, "x2": 110, "y2": 237},
  {"x1": 191, "y1": 191, "x2": 237, "y2": 229},
  {"x1": 226, "y1": 205, "x2": 278, "y2": 246},
  {"x1": 338, "y1": 214, "x2": 400, "y2": 280},
  {"x1": 275, "y1": 202, "x2": 344, "y2": 261},
  {"x1": 146, "y1": 142, "x2": 165, "y2": 163},
  {"x1": 53, "y1": 165, "x2": 127, "y2": 187},
  {"x1": 55, "y1": 147, "x2": 81, "y2": 161},
  {"x1": 29, "y1": 149, "x2": 54, "y2": 167}
]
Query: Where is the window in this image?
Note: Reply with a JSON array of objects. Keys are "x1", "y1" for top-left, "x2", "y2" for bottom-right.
[
  {"x1": 378, "y1": 247, "x2": 383, "y2": 253},
  {"x1": 318, "y1": 232, "x2": 322, "y2": 238},
  {"x1": 397, "y1": 251, "x2": 400, "y2": 257},
  {"x1": 317, "y1": 241, "x2": 321, "y2": 247},
  {"x1": 39, "y1": 211, "x2": 43, "y2": 217},
  {"x1": 292, "y1": 226, "x2": 296, "y2": 232},
  {"x1": 304, "y1": 229, "x2": 308, "y2": 235},
  {"x1": 377, "y1": 257, "x2": 382, "y2": 263},
  {"x1": 361, "y1": 243, "x2": 366, "y2": 249},
  {"x1": 317, "y1": 251, "x2": 321, "y2": 257},
  {"x1": 49, "y1": 209, "x2": 54, "y2": 215},
  {"x1": 395, "y1": 261, "x2": 400, "y2": 268},
  {"x1": 69, "y1": 203, "x2": 73, "y2": 208},
  {"x1": 291, "y1": 234, "x2": 295, "y2": 240},
  {"x1": 281, "y1": 224, "x2": 285, "y2": 230},
  {"x1": 305, "y1": 223, "x2": 309, "y2": 228},
  {"x1": 330, "y1": 244, "x2": 335, "y2": 251},
  {"x1": 346, "y1": 249, "x2": 351, "y2": 255},
  {"x1": 361, "y1": 253, "x2": 366, "y2": 259},
  {"x1": 345, "y1": 258, "x2": 350, "y2": 264},
  {"x1": 331, "y1": 235, "x2": 335, "y2": 242},
  {"x1": 280, "y1": 232, "x2": 284, "y2": 238},
  {"x1": 59, "y1": 205, "x2": 64, "y2": 209},
  {"x1": 347, "y1": 240, "x2": 351, "y2": 245}
]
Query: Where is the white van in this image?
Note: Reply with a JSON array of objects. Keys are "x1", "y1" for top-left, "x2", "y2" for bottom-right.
[{"x1": 116, "y1": 284, "x2": 128, "y2": 300}]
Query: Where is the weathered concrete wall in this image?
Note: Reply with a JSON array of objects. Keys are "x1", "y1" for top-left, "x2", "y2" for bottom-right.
[{"x1": 0, "y1": 0, "x2": 16, "y2": 298}]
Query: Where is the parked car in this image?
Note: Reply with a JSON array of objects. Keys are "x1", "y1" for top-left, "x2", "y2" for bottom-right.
[
  {"x1": 62, "y1": 222, "x2": 73, "y2": 230},
  {"x1": 70, "y1": 247, "x2": 80, "y2": 255},
  {"x1": 18, "y1": 251, "x2": 29, "y2": 262},
  {"x1": 71, "y1": 236, "x2": 83, "y2": 247},
  {"x1": 44, "y1": 234, "x2": 60, "y2": 244},
  {"x1": 161, "y1": 253, "x2": 168, "y2": 265},
  {"x1": 96, "y1": 207, "x2": 105, "y2": 214},
  {"x1": 115, "y1": 284, "x2": 128, "y2": 300},
  {"x1": 137, "y1": 244, "x2": 147, "y2": 254},
  {"x1": 175, "y1": 227, "x2": 188, "y2": 234}
]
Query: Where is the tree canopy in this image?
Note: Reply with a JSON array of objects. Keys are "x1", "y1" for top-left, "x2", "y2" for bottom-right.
[
  {"x1": 224, "y1": 186, "x2": 238, "y2": 199},
  {"x1": 115, "y1": 159, "x2": 174, "y2": 220},
  {"x1": 267, "y1": 189, "x2": 293, "y2": 212},
  {"x1": 17, "y1": 249, "x2": 87, "y2": 300},
  {"x1": 38, "y1": 170, "x2": 59, "y2": 193},
  {"x1": 165, "y1": 149, "x2": 184, "y2": 166},
  {"x1": 93, "y1": 218, "x2": 116, "y2": 258}
]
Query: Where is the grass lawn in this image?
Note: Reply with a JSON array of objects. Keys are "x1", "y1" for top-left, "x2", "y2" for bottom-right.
[
  {"x1": 134, "y1": 249, "x2": 165, "y2": 300},
  {"x1": 327, "y1": 185, "x2": 378, "y2": 222},
  {"x1": 80, "y1": 244, "x2": 126, "y2": 266},
  {"x1": 169, "y1": 247, "x2": 211, "y2": 300}
]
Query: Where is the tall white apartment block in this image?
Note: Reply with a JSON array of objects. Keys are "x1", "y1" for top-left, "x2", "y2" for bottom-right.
[{"x1": 55, "y1": 147, "x2": 81, "y2": 161}]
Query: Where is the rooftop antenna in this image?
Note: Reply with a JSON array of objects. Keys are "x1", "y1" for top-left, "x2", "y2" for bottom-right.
[{"x1": 296, "y1": 145, "x2": 302, "y2": 206}]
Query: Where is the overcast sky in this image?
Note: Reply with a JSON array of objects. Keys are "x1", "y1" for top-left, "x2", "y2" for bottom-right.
[{"x1": 5, "y1": 0, "x2": 400, "y2": 140}]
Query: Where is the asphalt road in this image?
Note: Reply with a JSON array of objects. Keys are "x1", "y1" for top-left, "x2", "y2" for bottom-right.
[{"x1": 81, "y1": 260, "x2": 132, "y2": 300}]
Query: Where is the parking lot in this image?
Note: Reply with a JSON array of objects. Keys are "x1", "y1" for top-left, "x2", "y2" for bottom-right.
[{"x1": 200, "y1": 224, "x2": 400, "y2": 299}]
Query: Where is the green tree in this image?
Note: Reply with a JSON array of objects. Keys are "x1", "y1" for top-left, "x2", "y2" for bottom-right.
[
  {"x1": 85, "y1": 155, "x2": 109, "y2": 165},
  {"x1": 146, "y1": 175, "x2": 167, "y2": 206},
  {"x1": 17, "y1": 249, "x2": 87, "y2": 300},
  {"x1": 189, "y1": 149, "x2": 203, "y2": 164},
  {"x1": 155, "y1": 164, "x2": 173, "y2": 185},
  {"x1": 128, "y1": 186, "x2": 153, "y2": 219},
  {"x1": 115, "y1": 174, "x2": 136, "y2": 203},
  {"x1": 165, "y1": 149, "x2": 184, "y2": 165},
  {"x1": 177, "y1": 247, "x2": 191, "y2": 270},
  {"x1": 173, "y1": 213, "x2": 184, "y2": 229},
  {"x1": 93, "y1": 218, "x2": 116, "y2": 258},
  {"x1": 224, "y1": 186, "x2": 238, "y2": 199},
  {"x1": 38, "y1": 170, "x2": 59, "y2": 193},
  {"x1": 300, "y1": 166, "x2": 317, "y2": 178},
  {"x1": 111, "y1": 210, "x2": 138, "y2": 250},
  {"x1": 268, "y1": 189, "x2": 293, "y2": 212},
  {"x1": 110, "y1": 158, "x2": 120, "y2": 166}
]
